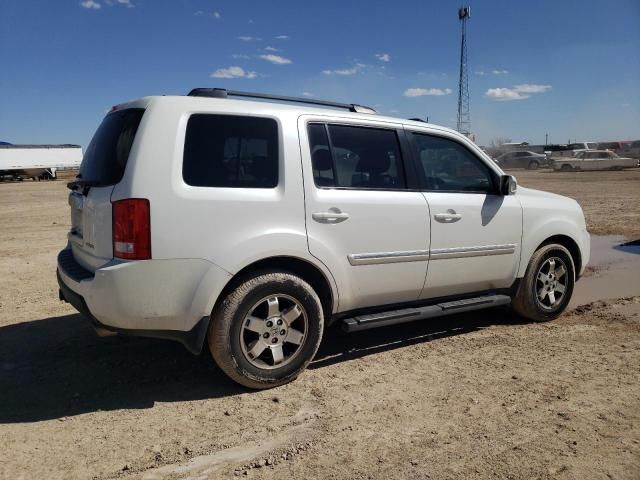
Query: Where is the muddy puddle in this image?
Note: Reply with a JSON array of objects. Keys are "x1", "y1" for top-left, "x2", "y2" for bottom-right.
[{"x1": 570, "y1": 235, "x2": 640, "y2": 308}]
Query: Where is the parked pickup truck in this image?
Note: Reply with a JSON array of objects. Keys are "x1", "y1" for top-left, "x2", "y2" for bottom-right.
[
  {"x1": 57, "y1": 88, "x2": 591, "y2": 389},
  {"x1": 553, "y1": 150, "x2": 638, "y2": 171}
]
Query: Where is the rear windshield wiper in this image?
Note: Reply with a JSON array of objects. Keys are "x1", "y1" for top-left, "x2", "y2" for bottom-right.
[{"x1": 67, "y1": 179, "x2": 102, "y2": 195}]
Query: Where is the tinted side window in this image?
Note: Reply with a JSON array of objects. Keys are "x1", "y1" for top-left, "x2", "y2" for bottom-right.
[
  {"x1": 308, "y1": 124, "x2": 405, "y2": 189},
  {"x1": 411, "y1": 133, "x2": 496, "y2": 193},
  {"x1": 183, "y1": 114, "x2": 278, "y2": 188},
  {"x1": 308, "y1": 124, "x2": 335, "y2": 187}
]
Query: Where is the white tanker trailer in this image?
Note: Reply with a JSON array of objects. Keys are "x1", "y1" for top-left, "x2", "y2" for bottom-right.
[{"x1": 0, "y1": 144, "x2": 82, "y2": 180}]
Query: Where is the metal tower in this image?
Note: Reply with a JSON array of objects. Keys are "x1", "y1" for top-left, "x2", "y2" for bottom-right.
[{"x1": 456, "y1": 6, "x2": 471, "y2": 136}]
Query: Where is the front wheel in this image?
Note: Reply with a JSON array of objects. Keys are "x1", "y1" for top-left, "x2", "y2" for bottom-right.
[
  {"x1": 512, "y1": 243, "x2": 575, "y2": 322},
  {"x1": 527, "y1": 160, "x2": 539, "y2": 170},
  {"x1": 208, "y1": 272, "x2": 324, "y2": 389}
]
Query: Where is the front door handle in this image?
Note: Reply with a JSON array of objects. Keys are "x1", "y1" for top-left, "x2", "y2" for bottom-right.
[
  {"x1": 434, "y1": 209, "x2": 462, "y2": 223},
  {"x1": 312, "y1": 208, "x2": 350, "y2": 224}
]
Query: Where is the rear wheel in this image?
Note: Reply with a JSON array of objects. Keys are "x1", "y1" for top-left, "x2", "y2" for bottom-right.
[
  {"x1": 512, "y1": 243, "x2": 575, "y2": 322},
  {"x1": 527, "y1": 160, "x2": 539, "y2": 170},
  {"x1": 208, "y1": 272, "x2": 324, "y2": 389},
  {"x1": 561, "y1": 164, "x2": 572, "y2": 171}
]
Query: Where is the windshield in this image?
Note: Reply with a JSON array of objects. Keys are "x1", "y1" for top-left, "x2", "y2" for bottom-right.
[{"x1": 79, "y1": 108, "x2": 145, "y2": 185}]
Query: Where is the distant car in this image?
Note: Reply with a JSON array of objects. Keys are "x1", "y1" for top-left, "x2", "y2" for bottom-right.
[
  {"x1": 567, "y1": 142, "x2": 597, "y2": 151},
  {"x1": 620, "y1": 140, "x2": 640, "y2": 159},
  {"x1": 553, "y1": 150, "x2": 638, "y2": 171},
  {"x1": 596, "y1": 141, "x2": 629, "y2": 153},
  {"x1": 495, "y1": 151, "x2": 548, "y2": 170}
]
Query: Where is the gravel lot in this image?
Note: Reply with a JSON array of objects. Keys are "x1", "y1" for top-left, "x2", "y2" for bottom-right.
[{"x1": 0, "y1": 170, "x2": 639, "y2": 480}]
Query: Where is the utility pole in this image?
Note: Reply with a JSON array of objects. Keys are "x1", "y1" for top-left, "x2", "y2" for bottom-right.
[
  {"x1": 456, "y1": 6, "x2": 471, "y2": 137},
  {"x1": 545, "y1": 133, "x2": 548, "y2": 145}
]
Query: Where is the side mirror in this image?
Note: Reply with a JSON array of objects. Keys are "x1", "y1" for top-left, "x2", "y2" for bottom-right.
[{"x1": 500, "y1": 175, "x2": 517, "y2": 195}]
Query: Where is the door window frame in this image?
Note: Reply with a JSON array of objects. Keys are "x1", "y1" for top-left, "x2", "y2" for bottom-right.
[
  {"x1": 306, "y1": 121, "x2": 421, "y2": 191},
  {"x1": 405, "y1": 130, "x2": 501, "y2": 195}
]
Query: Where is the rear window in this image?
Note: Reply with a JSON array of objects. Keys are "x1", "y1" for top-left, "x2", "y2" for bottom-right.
[
  {"x1": 183, "y1": 114, "x2": 278, "y2": 188},
  {"x1": 79, "y1": 108, "x2": 145, "y2": 185}
]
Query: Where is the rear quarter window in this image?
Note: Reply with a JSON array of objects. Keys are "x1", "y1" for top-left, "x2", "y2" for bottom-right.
[{"x1": 183, "y1": 114, "x2": 279, "y2": 188}]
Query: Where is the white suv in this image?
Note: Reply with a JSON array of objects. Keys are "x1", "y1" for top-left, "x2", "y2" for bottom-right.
[{"x1": 57, "y1": 88, "x2": 590, "y2": 388}]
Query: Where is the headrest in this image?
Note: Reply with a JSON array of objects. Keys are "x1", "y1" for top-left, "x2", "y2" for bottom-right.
[
  {"x1": 312, "y1": 148, "x2": 333, "y2": 171},
  {"x1": 356, "y1": 151, "x2": 390, "y2": 175}
]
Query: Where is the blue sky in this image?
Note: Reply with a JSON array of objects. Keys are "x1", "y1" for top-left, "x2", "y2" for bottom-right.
[{"x1": 0, "y1": 0, "x2": 638, "y2": 147}]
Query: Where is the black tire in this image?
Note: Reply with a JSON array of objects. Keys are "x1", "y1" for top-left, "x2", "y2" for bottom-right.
[
  {"x1": 527, "y1": 160, "x2": 539, "y2": 170},
  {"x1": 512, "y1": 243, "x2": 575, "y2": 322},
  {"x1": 561, "y1": 164, "x2": 572, "y2": 172},
  {"x1": 208, "y1": 272, "x2": 324, "y2": 389}
]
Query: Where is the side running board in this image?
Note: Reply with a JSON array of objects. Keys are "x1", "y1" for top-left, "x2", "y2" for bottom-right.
[{"x1": 342, "y1": 295, "x2": 511, "y2": 332}]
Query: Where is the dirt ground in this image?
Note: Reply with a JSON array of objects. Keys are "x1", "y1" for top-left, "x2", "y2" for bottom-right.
[{"x1": 0, "y1": 170, "x2": 639, "y2": 480}]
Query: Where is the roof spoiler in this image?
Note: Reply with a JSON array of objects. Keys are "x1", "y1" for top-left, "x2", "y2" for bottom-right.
[{"x1": 187, "y1": 88, "x2": 376, "y2": 114}]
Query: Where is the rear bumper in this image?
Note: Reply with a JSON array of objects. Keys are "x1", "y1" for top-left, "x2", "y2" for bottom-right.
[{"x1": 56, "y1": 248, "x2": 232, "y2": 353}]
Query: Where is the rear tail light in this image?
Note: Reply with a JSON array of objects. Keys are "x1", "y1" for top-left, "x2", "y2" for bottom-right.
[{"x1": 112, "y1": 199, "x2": 151, "y2": 260}]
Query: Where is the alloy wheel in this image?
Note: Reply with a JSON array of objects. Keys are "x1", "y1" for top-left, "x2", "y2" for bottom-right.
[
  {"x1": 535, "y1": 257, "x2": 568, "y2": 309},
  {"x1": 239, "y1": 295, "x2": 308, "y2": 369}
]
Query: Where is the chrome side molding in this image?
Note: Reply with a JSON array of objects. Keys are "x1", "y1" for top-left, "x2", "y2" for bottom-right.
[
  {"x1": 348, "y1": 250, "x2": 430, "y2": 266},
  {"x1": 348, "y1": 244, "x2": 516, "y2": 265},
  {"x1": 429, "y1": 244, "x2": 516, "y2": 260}
]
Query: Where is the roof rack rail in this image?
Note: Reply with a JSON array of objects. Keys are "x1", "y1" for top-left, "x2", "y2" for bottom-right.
[
  {"x1": 408, "y1": 117, "x2": 428, "y2": 123},
  {"x1": 187, "y1": 88, "x2": 376, "y2": 114}
]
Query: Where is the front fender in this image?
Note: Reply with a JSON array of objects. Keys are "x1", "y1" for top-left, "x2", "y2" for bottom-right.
[{"x1": 518, "y1": 216, "x2": 589, "y2": 277}]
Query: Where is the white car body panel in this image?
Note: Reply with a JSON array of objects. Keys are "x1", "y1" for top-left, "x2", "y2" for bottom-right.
[
  {"x1": 298, "y1": 114, "x2": 430, "y2": 312},
  {"x1": 419, "y1": 192, "x2": 523, "y2": 299},
  {"x1": 515, "y1": 187, "x2": 590, "y2": 277}
]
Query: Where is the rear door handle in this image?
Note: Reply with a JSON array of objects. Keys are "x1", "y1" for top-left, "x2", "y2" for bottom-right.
[
  {"x1": 434, "y1": 210, "x2": 462, "y2": 223},
  {"x1": 312, "y1": 208, "x2": 350, "y2": 224}
]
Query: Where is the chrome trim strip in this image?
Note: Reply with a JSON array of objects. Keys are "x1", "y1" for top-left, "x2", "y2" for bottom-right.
[
  {"x1": 348, "y1": 250, "x2": 429, "y2": 266},
  {"x1": 348, "y1": 244, "x2": 516, "y2": 266},
  {"x1": 429, "y1": 244, "x2": 516, "y2": 260}
]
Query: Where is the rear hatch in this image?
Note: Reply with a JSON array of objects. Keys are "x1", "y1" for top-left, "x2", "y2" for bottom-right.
[{"x1": 68, "y1": 108, "x2": 145, "y2": 272}]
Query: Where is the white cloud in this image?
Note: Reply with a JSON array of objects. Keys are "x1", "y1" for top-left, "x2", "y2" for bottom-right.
[
  {"x1": 194, "y1": 10, "x2": 203, "y2": 15},
  {"x1": 80, "y1": 1, "x2": 101, "y2": 9},
  {"x1": 264, "y1": 46, "x2": 278, "y2": 52},
  {"x1": 323, "y1": 65, "x2": 360, "y2": 76},
  {"x1": 274, "y1": 35, "x2": 289, "y2": 40},
  {"x1": 491, "y1": 69, "x2": 509, "y2": 75},
  {"x1": 231, "y1": 54, "x2": 250, "y2": 59},
  {"x1": 474, "y1": 71, "x2": 485, "y2": 76},
  {"x1": 238, "y1": 36, "x2": 261, "y2": 41},
  {"x1": 404, "y1": 87, "x2": 452, "y2": 97},
  {"x1": 114, "y1": 0, "x2": 134, "y2": 7},
  {"x1": 260, "y1": 54, "x2": 292, "y2": 65},
  {"x1": 485, "y1": 88, "x2": 529, "y2": 101},
  {"x1": 484, "y1": 84, "x2": 552, "y2": 101},
  {"x1": 213, "y1": 11, "x2": 221, "y2": 19},
  {"x1": 102, "y1": 0, "x2": 134, "y2": 7},
  {"x1": 303, "y1": 92, "x2": 314, "y2": 97},
  {"x1": 376, "y1": 53, "x2": 391, "y2": 62},
  {"x1": 512, "y1": 83, "x2": 552, "y2": 93},
  {"x1": 210, "y1": 66, "x2": 257, "y2": 79}
]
